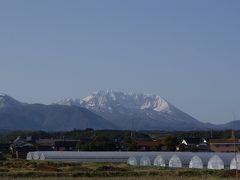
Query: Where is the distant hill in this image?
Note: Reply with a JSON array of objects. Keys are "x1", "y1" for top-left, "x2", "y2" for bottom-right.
[
  {"x1": 0, "y1": 94, "x2": 115, "y2": 131},
  {"x1": 214, "y1": 120, "x2": 240, "y2": 130}
]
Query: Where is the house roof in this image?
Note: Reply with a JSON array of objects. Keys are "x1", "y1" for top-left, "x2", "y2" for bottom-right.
[
  {"x1": 11, "y1": 137, "x2": 34, "y2": 148},
  {"x1": 209, "y1": 139, "x2": 240, "y2": 144},
  {"x1": 35, "y1": 139, "x2": 62, "y2": 146},
  {"x1": 182, "y1": 138, "x2": 206, "y2": 145},
  {"x1": 135, "y1": 139, "x2": 162, "y2": 147},
  {"x1": 55, "y1": 140, "x2": 81, "y2": 147}
]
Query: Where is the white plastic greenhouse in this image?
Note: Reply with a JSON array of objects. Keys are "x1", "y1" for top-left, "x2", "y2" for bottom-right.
[
  {"x1": 189, "y1": 156, "x2": 203, "y2": 169},
  {"x1": 207, "y1": 155, "x2": 224, "y2": 170},
  {"x1": 26, "y1": 151, "x2": 237, "y2": 170},
  {"x1": 153, "y1": 155, "x2": 166, "y2": 167},
  {"x1": 230, "y1": 154, "x2": 240, "y2": 170},
  {"x1": 127, "y1": 156, "x2": 138, "y2": 166},
  {"x1": 169, "y1": 155, "x2": 182, "y2": 168},
  {"x1": 139, "y1": 156, "x2": 151, "y2": 166},
  {"x1": 39, "y1": 151, "x2": 128, "y2": 162},
  {"x1": 26, "y1": 152, "x2": 34, "y2": 161},
  {"x1": 33, "y1": 151, "x2": 42, "y2": 160}
]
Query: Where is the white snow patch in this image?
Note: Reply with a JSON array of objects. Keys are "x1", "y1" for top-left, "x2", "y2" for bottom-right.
[{"x1": 82, "y1": 95, "x2": 93, "y2": 102}]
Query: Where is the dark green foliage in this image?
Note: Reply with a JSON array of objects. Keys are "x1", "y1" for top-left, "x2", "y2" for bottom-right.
[
  {"x1": 120, "y1": 135, "x2": 137, "y2": 151},
  {"x1": 88, "y1": 135, "x2": 116, "y2": 151},
  {"x1": 164, "y1": 135, "x2": 179, "y2": 151}
]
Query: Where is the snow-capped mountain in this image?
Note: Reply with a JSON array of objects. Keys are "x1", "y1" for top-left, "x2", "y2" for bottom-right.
[
  {"x1": 57, "y1": 90, "x2": 210, "y2": 130},
  {"x1": 81, "y1": 90, "x2": 171, "y2": 113},
  {"x1": 1, "y1": 91, "x2": 238, "y2": 131},
  {"x1": 59, "y1": 90, "x2": 171, "y2": 113}
]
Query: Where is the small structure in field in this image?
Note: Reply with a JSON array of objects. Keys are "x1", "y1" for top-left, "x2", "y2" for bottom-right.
[
  {"x1": 127, "y1": 156, "x2": 138, "y2": 166},
  {"x1": 207, "y1": 155, "x2": 224, "y2": 170},
  {"x1": 169, "y1": 155, "x2": 182, "y2": 168},
  {"x1": 230, "y1": 153, "x2": 240, "y2": 170},
  {"x1": 154, "y1": 155, "x2": 166, "y2": 167},
  {"x1": 189, "y1": 156, "x2": 203, "y2": 169},
  {"x1": 139, "y1": 156, "x2": 151, "y2": 166}
]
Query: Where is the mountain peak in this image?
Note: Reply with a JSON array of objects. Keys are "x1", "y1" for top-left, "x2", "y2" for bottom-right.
[
  {"x1": 81, "y1": 90, "x2": 171, "y2": 113},
  {"x1": 0, "y1": 93, "x2": 22, "y2": 108},
  {"x1": 57, "y1": 90, "x2": 205, "y2": 130}
]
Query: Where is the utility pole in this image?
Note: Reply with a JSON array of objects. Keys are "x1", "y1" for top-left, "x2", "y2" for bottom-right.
[
  {"x1": 210, "y1": 128, "x2": 213, "y2": 139},
  {"x1": 233, "y1": 112, "x2": 238, "y2": 179},
  {"x1": 234, "y1": 131, "x2": 238, "y2": 179},
  {"x1": 233, "y1": 130, "x2": 238, "y2": 179},
  {"x1": 131, "y1": 119, "x2": 134, "y2": 139}
]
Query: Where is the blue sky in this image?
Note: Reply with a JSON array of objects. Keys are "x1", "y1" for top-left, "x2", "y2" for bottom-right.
[{"x1": 0, "y1": 1, "x2": 240, "y2": 124}]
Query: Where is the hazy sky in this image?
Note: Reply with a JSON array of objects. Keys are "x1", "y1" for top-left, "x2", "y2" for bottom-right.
[{"x1": 0, "y1": 1, "x2": 240, "y2": 124}]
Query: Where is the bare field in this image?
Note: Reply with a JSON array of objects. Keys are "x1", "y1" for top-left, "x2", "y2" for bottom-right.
[
  {"x1": 0, "y1": 160, "x2": 238, "y2": 179},
  {"x1": 0, "y1": 177, "x2": 237, "y2": 180}
]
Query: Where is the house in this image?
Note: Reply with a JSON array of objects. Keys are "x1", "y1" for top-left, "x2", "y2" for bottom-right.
[
  {"x1": 177, "y1": 137, "x2": 209, "y2": 152},
  {"x1": 209, "y1": 138, "x2": 240, "y2": 152},
  {"x1": 135, "y1": 139, "x2": 162, "y2": 151},
  {"x1": 54, "y1": 140, "x2": 82, "y2": 151},
  {"x1": 34, "y1": 138, "x2": 58, "y2": 151},
  {"x1": 34, "y1": 138, "x2": 82, "y2": 151},
  {"x1": 10, "y1": 137, "x2": 36, "y2": 159}
]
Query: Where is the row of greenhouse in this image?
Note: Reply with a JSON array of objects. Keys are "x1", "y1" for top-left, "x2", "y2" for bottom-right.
[
  {"x1": 127, "y1": 154, "x2": 240, "y2": 170},
  {"x1": 26, "y1": 151, "x2": 240, "y2": 170}
]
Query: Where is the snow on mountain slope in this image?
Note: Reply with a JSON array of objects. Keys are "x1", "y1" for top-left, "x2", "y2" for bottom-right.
[
  {"x1": 57, "y1": 90, "x2": 207, "y2": 130},
  {"x1": 57, "y1": 98, "x2": 83, "y2": 107},
  {"x1": 58, "y1": 90, "x2": 171, "y2": 112},
  {"x1": 81, "y1": 90, "x2": 171, "y2": 113}
]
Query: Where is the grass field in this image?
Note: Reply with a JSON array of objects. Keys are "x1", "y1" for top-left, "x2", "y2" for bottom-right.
[{"x1": 0, "y1": 160, "x2": 239, "y2": 180}]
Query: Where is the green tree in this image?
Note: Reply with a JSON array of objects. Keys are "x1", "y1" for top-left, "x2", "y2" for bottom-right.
[
  {"x1": 89, "y1": 135, "x2": 116, "y2": 151},
  {"x1": 120, "y1": 136, "x2": 137, "y2": 151},
  {"x1": 164, "y1": 135, "x2": 179, "y2": 151}
]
